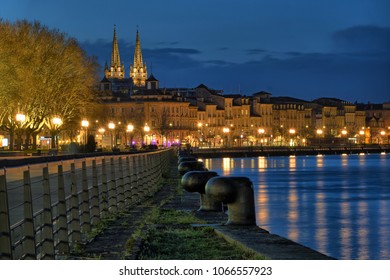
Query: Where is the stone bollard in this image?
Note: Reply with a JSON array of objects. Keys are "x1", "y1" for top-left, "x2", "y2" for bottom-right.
[
  {"x1": 181, "y1": 171, "x2": 221, "y2": 211},
  {"x1": 205, "y1": 176, "x2": 256, "y2": 225},
  {"x1": 178, "y1": 156, "x2": 198, "y2": 164},
  {"x1": 178, "y1": 160, "x2": 205, "y2": 176}
]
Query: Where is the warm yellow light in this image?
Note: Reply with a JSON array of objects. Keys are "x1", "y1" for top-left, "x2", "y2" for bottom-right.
[
  {"x1": 289, "y1": 129, "x2": 296, "y2": 134},
  {"x1": 16, "y1": 113, "x2": 26, "y2": 122},
  {"x1": 341, "y1": 129, "x2": 347, "y2": 135},
  {"x1": 81, "y1": 119, "x2": 89, "y2": 128},
  {"x1": 127, "y1": 124, "x2": 134, "y2": 132},
  {"x1": 359, "y1": 130, "x2": 364, "y2": 135},
  {"x1": 258, "y1": 128, "x2": 265, "y2": 134},
  {"x1": 197, "y1": 122, "x2": 202, "y2": 128},
  {"x1": 380, "y1": 131, "x2": 386, "y2": 136},
  {"x1": 223, "y1": 127, "x2": 230, "y2": 133},
  {"x1": 53, "y1": 117, "x2": 62, "y2": 126},
  {"x1": 108, "y1": 122, "x2": 115, "y2": 129},
  {"x1": 316, "y1": 129, "x2": 323, "y2": 135},
  {"x1": 144, "y1": 124, "x2": 150, "y2": 132}
]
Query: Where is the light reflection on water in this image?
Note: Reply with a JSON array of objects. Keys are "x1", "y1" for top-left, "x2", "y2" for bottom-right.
[{"x1": 203, "y1": 153, "x2": 390, "y2": 260}]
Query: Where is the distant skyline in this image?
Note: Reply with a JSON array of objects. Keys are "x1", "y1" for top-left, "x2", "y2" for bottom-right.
[{"x1": 1, "y1": 0, "x2": 390, "y2": 103}]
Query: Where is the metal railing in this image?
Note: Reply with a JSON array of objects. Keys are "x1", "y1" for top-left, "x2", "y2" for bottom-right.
[{"x1": 0, "y1": 149, "x2": 174, "y2": 259}]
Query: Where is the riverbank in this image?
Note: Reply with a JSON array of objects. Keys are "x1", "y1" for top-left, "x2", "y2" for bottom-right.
[
  {"x1": 192, "y1": 145, "x2": 389, "y2": 158},
  {"x1": 66, "y1": 158, "x2": 333, "y2": 260}
]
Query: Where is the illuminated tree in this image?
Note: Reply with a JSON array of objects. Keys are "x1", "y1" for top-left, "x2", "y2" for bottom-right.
[{"x1": 0, "y1": 20, "x2": 99, "y2": 150}]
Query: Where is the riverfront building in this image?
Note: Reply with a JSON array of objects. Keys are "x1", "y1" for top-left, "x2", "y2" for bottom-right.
[{"x1": 92, "y1": 27, "x2": 390, "y2": 149}]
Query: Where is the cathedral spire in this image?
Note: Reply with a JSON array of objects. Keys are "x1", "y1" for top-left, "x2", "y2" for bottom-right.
[
  {"x1": 130, "y1": 28, "x2": 147, "y2": 87},
  {"x1": 105, "y1": 25, "x2": 125, "y2": 79},
  {"x1": 111, "y1": 25, "x2": 121, "y2": 67}
]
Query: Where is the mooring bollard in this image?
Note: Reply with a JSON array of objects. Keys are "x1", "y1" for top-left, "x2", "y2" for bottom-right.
[
  {"x1": 205, "y1": 176, "x2": 256, "y2": 225},
  {"x1": 178, "y1": 160, "x2": 205, "y2": 176},
  {"x1": 178, "y1": 156, "x2": 198, "y2": 164},
  {"x1": 181, "y1": 171, "x2": 221, "y2": 211}
]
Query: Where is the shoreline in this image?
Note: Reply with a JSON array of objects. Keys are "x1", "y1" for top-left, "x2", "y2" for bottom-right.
[{"x1": 191, "y1": 145, "x2": 389, "y2": 158}]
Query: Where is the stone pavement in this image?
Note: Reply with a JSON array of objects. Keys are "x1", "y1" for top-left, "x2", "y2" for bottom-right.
[{"x1": 68, "y1": 163, "x2": 334, "y2": 260}]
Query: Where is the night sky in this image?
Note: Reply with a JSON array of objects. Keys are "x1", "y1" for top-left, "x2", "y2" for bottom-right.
[{"x1": 2, "y1": 0, "x2": 390, "y2": 103}]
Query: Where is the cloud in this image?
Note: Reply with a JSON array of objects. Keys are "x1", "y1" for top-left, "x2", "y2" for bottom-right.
[
  {"x1": 246, "y1": 48, "x2": 268, "y2": 55},
  {"x1": 146, "y1": 47, "x2": 201, "y2": 55},
  {"x1": 332, "y1": 25, "x2": 390, "y2": 55}
]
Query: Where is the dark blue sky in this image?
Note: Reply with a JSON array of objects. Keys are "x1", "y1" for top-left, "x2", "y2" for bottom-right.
[{"x1": 2, "y1": 0, "x2": 390, "y2": 103}]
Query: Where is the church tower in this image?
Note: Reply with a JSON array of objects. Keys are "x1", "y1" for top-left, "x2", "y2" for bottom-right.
[
  {"x1": 130, "y1": 29, "x2": 147, "y2": 87},
  {"x1": 104, "y1": 25, "x2": 125, "y2": 79}
]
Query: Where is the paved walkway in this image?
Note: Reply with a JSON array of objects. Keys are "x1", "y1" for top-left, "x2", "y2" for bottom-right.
[{"x1": 68, "y1": 163, "x2": 334, "y2": 260}]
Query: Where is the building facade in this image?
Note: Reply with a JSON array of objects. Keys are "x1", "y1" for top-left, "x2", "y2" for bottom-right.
[{"x1": 92, "y1": 27, "x2": 390, "y2": 149}]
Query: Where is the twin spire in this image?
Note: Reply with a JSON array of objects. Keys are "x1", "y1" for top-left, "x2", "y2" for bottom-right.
[{"x1": 104, "y1": 25, "x2": 147, "y2": 87}]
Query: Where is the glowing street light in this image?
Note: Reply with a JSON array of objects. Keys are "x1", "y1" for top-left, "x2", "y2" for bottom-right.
[
  {"x1": 127, "y1": 124, "x2": 134, "y2": 132},
  {"x1": 108, "y1": 122, "x2": 115, "y2": 148},
  {"x1": 53, "y1": 117, "x2": 62, "y2": 126},
  {"x1": 81, "y1": 119, "x2": 89, "y2": 145},
  {"x1": 52, "y1": 117, "x2": 63, "y2": 149},
  {"x1": 16, "y1": 113, "x2": 26, "y2": 122},
  {"x1": 289, "y1": 128, "x2": 296, "y2": 146},
  {"x1": 144, "y1": 124, "x2": 150, "y2": 145},
  {"x1": 222, "y1": 127, "x2": 230, "y2": 147},
  {"x1": 258, "y1": 128, "x2": 265, "y2": 147}
]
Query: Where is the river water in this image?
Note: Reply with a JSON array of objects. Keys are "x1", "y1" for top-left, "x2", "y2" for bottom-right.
[{"x1": 202, "y1": 153, "x2": 390, "y2": 260}]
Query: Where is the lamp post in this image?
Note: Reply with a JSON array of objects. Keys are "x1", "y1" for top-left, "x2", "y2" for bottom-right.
[
  {"x1": 127, "y1": 124, "x2": 134, "y2": 148},
  {"x1": 81, "y1": 119, "x2": 89, "y2": 145},
  {"x1": 359, "y1": 129, "x2": 365, "y2": 145},
  {"x1": 380, "y1": 130, "x2": 386, "y2": 144},
  {"x1": 289, "y1": 128, "x2": 296, "y2": 146},
  {"x1": 258, "y1": 128, "x2": 265, "y2": 147},
  {"x1": 144, "y1": 124, "x2": 150, "y2": 145},
  {"x1": 108, "y1": 122, "x2": 115, "y2": 149},
  {"x1": 222, "y1": 127, "x2": 230, "y2": 147},
  {"x1": 52, "y1": 117, "x2": 62, "y2": 149},
  {"x1": 98, "y1": 128, "x2": 105, "y2": 148},
  {"x1": 316, "y1": 129, "x2": 323, "y2": 147},
  {"x1": 15, "y1": 113, "x2": 26, "y2": 151}
]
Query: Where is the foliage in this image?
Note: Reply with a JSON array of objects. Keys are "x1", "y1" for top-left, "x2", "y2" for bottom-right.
[{"x1": 0, "y1": 19, "x2": 99, "y2": 149}]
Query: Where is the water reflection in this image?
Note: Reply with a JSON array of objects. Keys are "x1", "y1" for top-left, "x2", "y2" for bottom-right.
[
  {"x1": 256, "y1": 183, "x2": 269, "y2": 226},
  {"x1": 258, "y1": 156, "x2": 267, "y2": 170},
  {"x1": 222, "y1": 157, "x2": 231, "y2": 174},
  {"x1": 206, "y1": 154, "x2": 390, "y2": 260}
]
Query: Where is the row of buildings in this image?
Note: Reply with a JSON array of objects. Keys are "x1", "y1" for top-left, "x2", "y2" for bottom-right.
[{"x1": 94, "y1": 27, "x2": 390, "y2": 149}]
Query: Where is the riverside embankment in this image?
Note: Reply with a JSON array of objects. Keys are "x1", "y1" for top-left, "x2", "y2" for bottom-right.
[
  {"x1": 1, "y1": 148, "x2": 334, "y2": 260},
  {"x1": 191, "y1": 145, "x2": 389, "y2": 158}
]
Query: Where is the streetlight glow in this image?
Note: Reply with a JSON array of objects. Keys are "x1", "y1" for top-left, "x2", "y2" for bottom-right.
[
  {"x1": 81, "y1": 119, "x2": 89, "y2": 128},
  {"x1": 127, "y1": 124, "x2": 134, "y2": 132},
  {"x1": 16, "y1": 113, "x2": 26, "y2": 122},
  {"x1": 53, "y1": 117, "x2": 62, "y2": 126},
  {"x1": 108, "y1": 122, "x2": 115, "y2": 130}
]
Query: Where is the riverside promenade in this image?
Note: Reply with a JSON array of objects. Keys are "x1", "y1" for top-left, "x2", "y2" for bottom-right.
[{"x1": 69, "y1": 154, "x2": 334, "y2": 260}]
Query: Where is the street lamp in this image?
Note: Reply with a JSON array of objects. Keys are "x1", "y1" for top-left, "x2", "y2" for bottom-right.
[
  {"x1": 223, "y1": 127, "x2": 230, "y2": 147},
  {"x1": 52, "y1": 117, "x2": 62, "y2": 149},
  {"x1": 144, "y1": 124, "x2": 150, "y2": 145},
  {"x1": 127, "y1": 124, "x2": 134, "y2": 147},
  {"x1": 289, "y1": 128, "x2": 296, "y2": 146},
  {"x1": 316, "y1": 129, "x2": 323, "y2": 146},
  {"x1": 15, "y1": 113, "x2": 26, "y2": 151},
  {"x1": 16, "y1": 113, "x2": 26, "y2": 122},
  {"x1": 258, "y1": 128, "x2": 265, "y2": 147},
  {"x1": 81, "y1": 119, "x2": 89, "y2": 145},
  {"x1": 108, "y1": 122, "x2": 115, "y2": 148}
]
